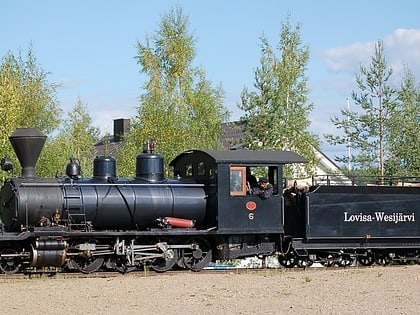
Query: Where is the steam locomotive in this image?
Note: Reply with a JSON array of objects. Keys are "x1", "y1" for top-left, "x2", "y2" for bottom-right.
[{"x1": 0, "y1": 128, "x2": 418, "y2": 274}]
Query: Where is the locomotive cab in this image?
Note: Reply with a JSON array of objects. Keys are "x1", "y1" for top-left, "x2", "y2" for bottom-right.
[{"x1": 170, "y1": 150, "x2": 307, "y2": 234}]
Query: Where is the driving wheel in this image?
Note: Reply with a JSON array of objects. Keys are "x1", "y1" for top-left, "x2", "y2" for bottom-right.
[
  {"x1": 150, "y1": 243, "x2": 179, "y2": 273},
  {"x1": 0, "y1": 248, "x2": 21, "y2": 274},
  {"x1": 181, "y1": 237, "x2": 212, "y2": 271},
  {"x1": 71, "y1": 255, "x2": 104, "y2": 274}
]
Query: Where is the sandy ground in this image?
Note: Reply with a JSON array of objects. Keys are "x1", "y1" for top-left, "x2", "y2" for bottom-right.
[{"x1": 0, "y1": 265, "x2": 419, "y2": 315}]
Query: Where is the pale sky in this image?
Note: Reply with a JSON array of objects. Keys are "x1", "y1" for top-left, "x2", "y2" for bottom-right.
[{"x1": 2, "y1": 0, "x2": 419, "y2": 159}]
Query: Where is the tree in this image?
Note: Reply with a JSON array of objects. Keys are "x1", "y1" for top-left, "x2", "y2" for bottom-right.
[
  {"x1": 38, "y1": 98, "x2": 100, "y2": 177},
  {"x1": 238, "y1": 15, "x2": 320, "y2": 177},
  {"x1": 0, "y1": 45, "x2": 61, "y2": 180},
  {"x1": 117, "y1": 6, "x2": 229, "y2": 176},
  {"x1": 0, "y1": 45, "x2": 61, "y2": 159},
  {"x1": 387, "y1": 68, "x2": 420, "y2": 176},
  {"x1": 325, "y1": 40, "x2": 399, "y2": 178}
]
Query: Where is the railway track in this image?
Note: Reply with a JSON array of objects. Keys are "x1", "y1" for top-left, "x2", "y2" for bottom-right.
[{"x1": 0, "y1": 262, "x2": 414, "y2": 280}]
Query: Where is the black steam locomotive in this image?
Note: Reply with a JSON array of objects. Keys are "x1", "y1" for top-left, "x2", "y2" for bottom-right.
[{"x1": 0, "y1": 128, "x2": 418, "y2": 274}]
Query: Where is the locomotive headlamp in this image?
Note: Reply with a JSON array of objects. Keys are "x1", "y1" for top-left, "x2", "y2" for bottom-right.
[{"x1": 0, "y1": 157, "x2": 14, "y2": 172}]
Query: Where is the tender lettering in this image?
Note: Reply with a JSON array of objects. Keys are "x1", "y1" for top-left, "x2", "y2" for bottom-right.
[
  {"x1": 344, "y1": 212, "x2": 373, "y2": 222},
  {"x1": 344, "y1": 211, "x2": 415, "y2": 224}
]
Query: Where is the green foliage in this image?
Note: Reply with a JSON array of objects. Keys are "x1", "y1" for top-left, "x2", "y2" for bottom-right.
[
  {"x1": 325, "y1": 40, "x2": 419, "y2": 177},
  {"x1": 387, "y1": 68, "x2": 420, "y2": 176},
  {"x1": 117, "y1": 6, "x2": 229, "y2": 176},
  {"x1": 38, "y1": 98, "x2": 100, "y2": 177},
  {"x1": 0, "y1": 45, "x2": 61, "y2": 163},
  {"x1": 238, "y1": 15, "x2": 320, "y2": 177}
]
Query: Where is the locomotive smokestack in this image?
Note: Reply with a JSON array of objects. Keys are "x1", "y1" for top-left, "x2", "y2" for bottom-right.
[{"x1": 9, "y1": 128, "x2": 47, "y2": 178}]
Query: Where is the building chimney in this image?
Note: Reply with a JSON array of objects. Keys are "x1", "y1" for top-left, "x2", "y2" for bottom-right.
[{"x1": 113, "y1": 118, "x2": 130, "y2": 142}]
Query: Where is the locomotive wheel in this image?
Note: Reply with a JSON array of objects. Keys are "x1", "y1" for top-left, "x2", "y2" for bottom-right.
[
  {"x1": 395, "y1": 251, "x2": 410, "y2": 265},
  {"x1": 176, "y1": 255, "x2": 187, "y2": 269},
  {"x1": 150, "y1": 243, "x2": 179, "y2": 273},
  {"x1": 375, "y1": 252, "x2": 390, "y2": 266},
  {"x1": 71, "y1": 256, "x2": 104, "y2": 274},
  {"x1": 113, "y1": 257, "x2": 137, "y2": 274},
  {"x1": 358, "y1": 252, "x2": 375, "y2": 266},
  {"x1": 150, "y1": 251, "x2": 178, "y2": 272},
  {"x1": 296, "y1": 258, "x2": 313, "y2": 268},
  {"x1": 278, "y1": 252, "x2": 297, "y2": 268},
  {"x1": 338, "y1": 255, "x2": 355, "y2": 267},
  {"x1": 181, "y1": 237, "x2": 212, "y2": 271},
  {"x1": 319, "y1": 254, "x2": 336, "y2": 267},
  {"x1": 0, "y1": 248, "x2": 21, "y2": 274}
]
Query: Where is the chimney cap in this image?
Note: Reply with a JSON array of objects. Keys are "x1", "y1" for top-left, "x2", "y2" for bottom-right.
[
  {"x1": 9, "y1": 128, "x2": 47, "y2": 178},
  {"x1": 10, "y1": 127, "x2": 46, "y2": 139}
]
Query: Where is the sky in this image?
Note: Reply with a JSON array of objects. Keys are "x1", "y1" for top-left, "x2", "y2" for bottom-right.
[{"x1": 1, "y1": 0, "x2": 419, "y2": 160}]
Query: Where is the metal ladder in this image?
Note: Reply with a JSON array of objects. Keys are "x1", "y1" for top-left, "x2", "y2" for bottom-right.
[{"x1": 65, "y1": 186, "x2": 92, "y2": 231}]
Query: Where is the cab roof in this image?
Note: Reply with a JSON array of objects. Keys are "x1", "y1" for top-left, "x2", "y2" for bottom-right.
[{"x1": 169, "y1": 149, "x2": 307, "y2": 165}]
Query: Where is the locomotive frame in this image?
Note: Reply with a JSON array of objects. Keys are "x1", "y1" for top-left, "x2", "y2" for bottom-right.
[{"x1": 0, "y1": 128, "x2": 419, "y2": 274}]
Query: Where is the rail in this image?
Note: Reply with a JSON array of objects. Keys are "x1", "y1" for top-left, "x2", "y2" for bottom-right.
[{"x1": 285, "y1": 175, "x2": 420, "y2": 187}]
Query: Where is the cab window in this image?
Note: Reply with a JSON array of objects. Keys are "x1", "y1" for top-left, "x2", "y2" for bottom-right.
[
  {"x1": 185, "y1": 163, "x2": 193, "y2": 177},
  {"x1": 230, "y1": 166, "x2": 247, "y2": 196},
  {"x1": 197, "y1": 161, "x2": 206, "y2": 176}
]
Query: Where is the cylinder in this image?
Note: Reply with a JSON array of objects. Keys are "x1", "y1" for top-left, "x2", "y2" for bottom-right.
[
  {"x1": 30, "y1": 241, "x2": 68, "y2": 267},
  {"x1": 30, "y1": 249, "x2": 67, "y2": 267},
  {"x1": 35, "y1": 240, "x2": 68, "y2": 250}
]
